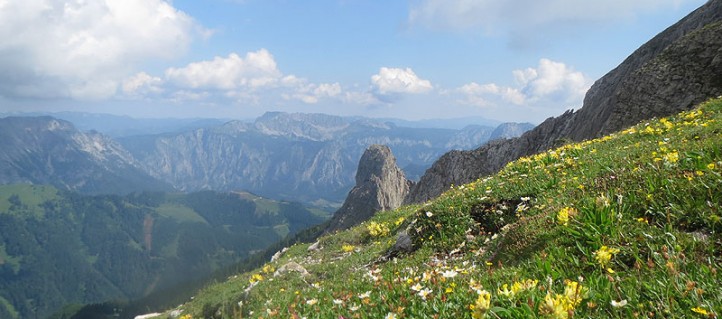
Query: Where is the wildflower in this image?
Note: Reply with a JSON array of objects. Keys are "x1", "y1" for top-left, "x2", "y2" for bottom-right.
[
  {"x1": 342, "y1": 244, "x2": 355, "y2": 253},
  {"x1": 332, "y1": 299, "x2": 344, "y2": 305},
  {"x1": 594, "y1": 246, "x2": 620, "y2": 267},
  {"x1": 707, "y1": 163, "x2": 716, "y2": 170},
  {"x1": 367, "y1": 221, "x2": 389, "y2": 237},
  {"x1": 691, "y1": 307, "x2": 708, "y2": 316},
  {"x1": 563, "y1": 280, "x2": 587, "y2": 308},
  {"x1": 394, "y1": 217, "x2": 405, "y2": 226},
  {"x1": 349, "y1": 304, "x2": 360, "y2": 311},
  {"x1": 471, "y1": 290, "x2": 491, "y2": 319},
  {"x1": 441, "y1": 270, "x2": 458, "y2": 278},
  {"x1": 611, "y1": 299, "x2": 628, "y2": 308},
  {"x1": 557, "y1": 207, "x2": 576, "y2": 226},
  {"x1": 539, "y1": 293, "x2": 568, "y2": 319},
  {"x1": 262, "y1": 264, "x2": 275, "y2": 274},
  {"x1": 498, "y1": 284, "x2": 514, "y2": 298},
  {"x1": 249, "y1": 273, "x2": 264, "y2": 283},
  {"x1": 417, "y1": 288, "x2": 433, "y2": 300},
  {"x1": 358, "y1": 291, "x2": 371, "y2": 299},
  {"x1": 306, "y1": 299, "x2": 318, "y2": 306},
  {"x1": 425, "y1": 211, "x2": 433, "y2": 217},
  {"x1": 411, "y1": 283, "x2": 423, "y2": 292},
  {"x1": 596, "y1": 194, "x2": 610, "y2": 207},
  {"x1": 636, "y1": 217, "x2": 648, "y2": 224},
  {"x1": 385, "y1": 313, "x2": 397, "y2": 319},
  {"x1": 664, "y1": 151, "x2": 679, "y2": 164}
]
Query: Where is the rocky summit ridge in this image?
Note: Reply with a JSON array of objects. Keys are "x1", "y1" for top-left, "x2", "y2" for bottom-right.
[{"x1": 406, "y1": 0, "x2": 722, "y2": 204}]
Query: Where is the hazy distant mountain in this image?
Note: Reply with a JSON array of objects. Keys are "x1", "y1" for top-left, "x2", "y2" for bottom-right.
[
  {"x1": 0, "y1": 117, "x2": 171, "y2": 194},
  {"x1": 375, "y1": 116, "x2": 503, "y2": 129},
  {"x1": 120, "y1": 112, "x2": 534, "y2": 205},
  {"x1": 0, "y1": 112, "x2": 227, "y2": 137}
]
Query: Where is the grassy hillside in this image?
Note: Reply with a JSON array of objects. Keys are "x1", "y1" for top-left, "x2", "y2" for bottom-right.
[
  {"x1": 159, "y1": 98, "x2": 722, "y2": 319},
  {"x1": 0, "y1": 188, "x2": 329, "y2": 319}
]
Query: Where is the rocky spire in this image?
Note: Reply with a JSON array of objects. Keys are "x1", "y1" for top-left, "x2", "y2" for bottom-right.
[{"x1": 325, "y1": 144, "x2": 410, "y2": 232}]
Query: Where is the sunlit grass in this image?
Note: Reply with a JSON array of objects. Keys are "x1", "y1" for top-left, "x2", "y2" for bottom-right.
[{"x1": 165, "y1": 98, "x2": 722, "y2": 319}]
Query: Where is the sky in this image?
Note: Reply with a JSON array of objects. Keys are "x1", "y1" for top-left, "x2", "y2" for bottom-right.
[{"x1": 0, "y1": 0, "x2": 709, "y2": 124}]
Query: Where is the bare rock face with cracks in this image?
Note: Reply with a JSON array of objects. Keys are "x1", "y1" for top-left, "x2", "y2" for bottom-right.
[
  {"x1": 325, "y1": 144, "x2": 411, "y2": 232},
  {"x1": 405, "y1": 0, "x2": 722, "y2": 204}
]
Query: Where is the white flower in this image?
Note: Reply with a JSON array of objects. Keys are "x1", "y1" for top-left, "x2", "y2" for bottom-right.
[
  {"x1": 349, "y1": 304, "x2": 360, "y2": 311},
  {"x1": 611, "y1": 299, "x2": 628, "y2": 308},
  {"x1": 411, "y1": 283, "x2": 423, "y2": 291},
  {"x1": 417, "y1": 288, "x2": 433, "y2": 300},
  {"x1": 385, "y1": 312, "x2": 397, "y2": 319},
  {"x1": 425, "y1": 211, "x2": 433, "y2": 217},
  {"x1": 358, "y1": 291, "x2": 371, "y2": 299},
  {"x1": 305, "y1": 298, "x2": 318, "y2": 306},
  {"x1": 441, "y1": 270, "x2": 458, "y2": 278},
  {"x1": 333, "y1": 299, "x2": 344, "y2": 305}
]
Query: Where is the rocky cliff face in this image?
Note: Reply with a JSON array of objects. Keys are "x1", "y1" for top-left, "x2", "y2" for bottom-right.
[
  {"x1": 0, "y1": 117, "x2": 170, "y2": 194},
  {"x1": 406, "y1": 0, "x2": 722, "y2": 204},
  {"x1": 325, "y1": 145, "x2": 410, "y2": 232}
]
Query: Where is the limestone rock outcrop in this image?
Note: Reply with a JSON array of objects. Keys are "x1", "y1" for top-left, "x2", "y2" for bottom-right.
[{"x1": 326, "y1": 145, "x2": 411, "y2": 232}]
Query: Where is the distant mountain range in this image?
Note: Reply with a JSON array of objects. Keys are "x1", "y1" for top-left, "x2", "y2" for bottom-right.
[
  {"x1": 0, "y1": 116, "x2": 172, "y2": 195},
  {"x1": 0, "y1": 112, "x2": 533, "y2": 205},
  {"x1": 118, "y1": 112, "x2": 534, "y2": 205}
]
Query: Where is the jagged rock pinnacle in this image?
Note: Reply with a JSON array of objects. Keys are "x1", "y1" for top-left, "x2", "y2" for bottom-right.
[{"x1": 325, "y1": 145, "x2": 410, "y2": 232}]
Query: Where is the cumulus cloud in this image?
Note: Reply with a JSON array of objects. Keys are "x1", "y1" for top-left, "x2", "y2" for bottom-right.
[
  {"x1": 165, "y1": 50, "x2": 282, "y2": 90},
  {"x1": 282, "y1": 79, "x2": 342, "y2": 104},
  {"x1": 457, "y1": 58, "x2": 591, "y2": 109},
  {"x1": 0, "y1": 0, "x2": 200, "y2": 100},
  {"x1": 122, "y1": 72, "x2": 164, "y2": 96},
  {"x1": 371, "y1": 67, "x2": 433, "y2": 95},
  {"x1": 409, "y1": 0, "x2": 697, "y2": 45}
]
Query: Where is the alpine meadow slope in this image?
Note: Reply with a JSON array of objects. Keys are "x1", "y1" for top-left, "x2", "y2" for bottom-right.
[{"x1": 154, "y1": 96, "x2": 722, "y2": 319}]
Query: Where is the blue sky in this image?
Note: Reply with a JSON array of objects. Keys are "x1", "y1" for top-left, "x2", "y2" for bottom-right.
[{"x1": 0, "y1": 0, "x2": 708, "y2": 123}]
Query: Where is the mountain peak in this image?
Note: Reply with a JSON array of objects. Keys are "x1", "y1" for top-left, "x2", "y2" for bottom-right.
[{"x1": 325, "y1": 144, "x2": 410, "y2": 232}]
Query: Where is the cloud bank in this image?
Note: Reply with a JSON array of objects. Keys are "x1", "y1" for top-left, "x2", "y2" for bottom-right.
[{"x1": 0, "y1": 0, "x2": 200, "y2": 100}]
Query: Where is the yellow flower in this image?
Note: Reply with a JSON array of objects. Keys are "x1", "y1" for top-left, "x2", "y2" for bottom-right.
[
  {"x1": 367, "y1": 221, "x2": 390, "y2": 237},
  {"x1": 594, "y1": 246, "x2": 620, "y2": 267},
  {"x1": 691, "y1": 307, "x2": 709, "y2": 316},
  {"x1": 262, "y1": 264, "x2": 275, "y2": 274},
  {"x1": 563, "y1": 280, "x2": 587, "y2": 308},
  {"x1": 539, "y1": 293, "x2": 568, "y2": 319},
  {"x1": 249, "y1": 273, "x2": 264, "y2": 283},
  {"x1": 471, "y1": 290, "x2": 491, "y2": 319},
  {"x1": 557, "y1": 207, "x2": 576, "y2": 226},
  {"x1": 394, "y1": 217, "x2": 405, "y2": 226},
  {"x1": 341, "y1": 244, "x2": 355, "y2": 253},
  {"x1": 707, "y1": 163, "x2": 716, "y2": 170},
  {"x1": 664, "y1": 151, "x2": 679, "y2": 164},
  {"x1": 498, "y1": 284, "x2": 514, "y2": 298}
]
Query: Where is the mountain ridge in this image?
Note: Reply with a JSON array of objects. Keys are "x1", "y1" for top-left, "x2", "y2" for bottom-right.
[{"x1": 406, "y1": 0, "x2": 722, "y2": 203}]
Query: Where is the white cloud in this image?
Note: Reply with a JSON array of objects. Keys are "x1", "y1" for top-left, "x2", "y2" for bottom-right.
[
  {"x1": 457, "y1": 58, "x2": 591, "y2": 109},
  {"x1": 165, "y1": 50, "x2": 281, "y2": 90},
  {"x1": 122, "y1": 72, "x2": 164, "y2": 96},
  {"x1": 283, "y1": 81, "x2": 342, "y2": 104},
  {"x1": 371, "y1": 67, "x2": 433, "y2": 95},
  {"x1": 409, "y1": 0, "x2": 698, "y2": 44},
  {"x1": 0, "y1": 0, "x2": 200, "y2": 100}
]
